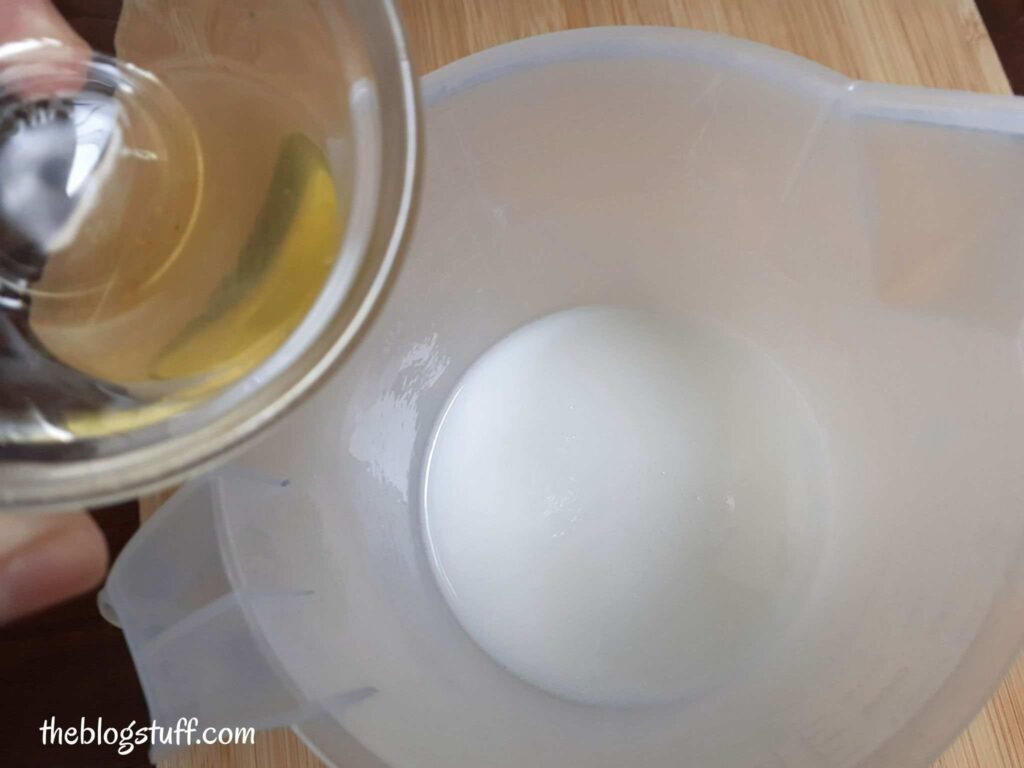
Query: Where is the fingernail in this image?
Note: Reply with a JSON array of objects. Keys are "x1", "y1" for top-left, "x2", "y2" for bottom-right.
[{"x1": 0, "y1": 513, "x2": 109, "y2": 624}]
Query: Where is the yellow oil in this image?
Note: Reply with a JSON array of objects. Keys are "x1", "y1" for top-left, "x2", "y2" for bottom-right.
[{"x1": 26, "y1": 65, "x2": 347, "y2": 435}]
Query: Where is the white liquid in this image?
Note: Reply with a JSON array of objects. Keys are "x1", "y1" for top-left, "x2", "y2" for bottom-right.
[{"x1": 423, "y1": 306, "x2": 829, "y2": 707}]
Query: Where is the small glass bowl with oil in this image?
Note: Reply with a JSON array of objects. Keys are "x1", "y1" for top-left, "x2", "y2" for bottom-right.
[{"x1": 0, "y1": 0, "x2": 418, "y2": 510}]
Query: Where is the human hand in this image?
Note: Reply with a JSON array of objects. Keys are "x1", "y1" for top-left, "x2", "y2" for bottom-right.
[{"x1": 0, "y1": 511, "x2": 108, "y2": 624}]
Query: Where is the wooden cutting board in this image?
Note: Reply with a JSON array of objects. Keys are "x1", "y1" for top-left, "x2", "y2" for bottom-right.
[{"x1": 151, "y1": 1, "x2": 1024, "y2": 765}]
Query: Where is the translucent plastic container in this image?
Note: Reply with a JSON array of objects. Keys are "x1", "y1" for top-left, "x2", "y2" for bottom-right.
[{"x1": 103, "y1": 28, "x2": 1024, "y2": 768}]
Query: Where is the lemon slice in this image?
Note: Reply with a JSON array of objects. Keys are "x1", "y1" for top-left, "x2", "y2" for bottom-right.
[{"x1": 154, "y1": 132, "x2": 342, "y2": 386}]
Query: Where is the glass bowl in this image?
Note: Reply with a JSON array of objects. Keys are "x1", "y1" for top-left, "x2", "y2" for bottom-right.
[{"x1": 0, "y1": 0, "x2": 418, "y2": 511}]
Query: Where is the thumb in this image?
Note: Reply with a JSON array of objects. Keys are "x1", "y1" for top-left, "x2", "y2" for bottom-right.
[
  {"x1": 0, "y1": 512, "x2": 109, "y2": 625},
  {"x1": 0, "y1": 0, "x2": 90, "y2": 98},
  {"x1": 0, "y1": 0, "x2": 87, "y2": 47}
]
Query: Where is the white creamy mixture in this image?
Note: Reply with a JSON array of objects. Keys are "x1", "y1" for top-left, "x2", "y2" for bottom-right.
[{"x1": 423, "y1": 306, "x2": 828, "y2": 706}]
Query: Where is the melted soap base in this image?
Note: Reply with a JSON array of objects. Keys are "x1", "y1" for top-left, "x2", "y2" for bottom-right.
[{"x1": 423, "y1": 306, "x2": 829, "y2": 706}]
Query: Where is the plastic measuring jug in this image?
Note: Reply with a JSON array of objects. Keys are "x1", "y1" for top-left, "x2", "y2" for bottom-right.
[{"x1": 103, "y1": 28, "x2": 1024, "y2": 768}]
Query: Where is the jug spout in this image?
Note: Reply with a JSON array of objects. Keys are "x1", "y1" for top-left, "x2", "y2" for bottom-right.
[
  {"x1": 849, "y1": 82, "x2": 1024, "y2": 339},
  {"x1": 100, "y1": 470, "x2": 369, "y2": 757}
]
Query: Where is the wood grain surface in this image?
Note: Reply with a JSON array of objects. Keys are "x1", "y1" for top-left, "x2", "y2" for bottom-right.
[{"x1": 152, "y1": 1, "x2": 1024, "y2": 767}]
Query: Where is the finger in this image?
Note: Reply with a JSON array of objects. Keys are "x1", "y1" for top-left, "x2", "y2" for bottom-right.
[
  {"x1": 0, "y1": 511, "x2": 109, "y2": 625},
  {"x1": 0, "y1": 0, "x2": 90, "y2": 98},
  {"x1": 0, "y1": 0, "x2": 87, "y2": 47}
]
